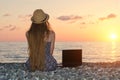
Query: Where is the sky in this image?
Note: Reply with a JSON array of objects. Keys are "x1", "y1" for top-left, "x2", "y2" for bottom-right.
[{"x1": 0, "y1": 0, "x2": 120, "y2": 42}]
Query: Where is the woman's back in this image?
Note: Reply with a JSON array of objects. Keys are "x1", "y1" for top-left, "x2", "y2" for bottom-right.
[
  {"x1": 44, "y1": 31, "x2": 57, "y2": 71},
  {"x1": 44, "y1": 42, "x2": 57, "y2": 71},
  {"x1": 26, "y1": 9, "x2": 57, "y2": 71},
  {"x1": 26, "y1": 31, "x2": 57, "y2": 71}
]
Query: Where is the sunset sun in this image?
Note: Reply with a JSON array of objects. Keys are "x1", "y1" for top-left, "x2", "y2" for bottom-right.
[{"x1": 110, "y1": 33, "x2": 117, "y2": 40}]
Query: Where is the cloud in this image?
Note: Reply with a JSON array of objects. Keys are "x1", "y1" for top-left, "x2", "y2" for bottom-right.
[
  {"x1": 3, "y1": 13, "x2": 11, "y2": 17},
  {"x1": 18, "y1": 14, "x2": 32, "y2": 20},
  {"x1": 57, "y1": 15, "x2": 83, "y2": 21},
  {"x1": 99, "y1": 17, "x2": 106, "y2": 21},
  {"x1": 4, "y1": 25, "x2": 13, "y2": 28},
  {"x1": 99, "y1": 13, "x2": 117, "y2": 21},
  {"x1": 107, "y1": 14, "x2": 116, "y2": 19},
  {"x1": 81, "y1": 22, "x2": 86, "y2": 25},
  {"x1": 0, "y1": 24, "x2": 17, "y2": 31},
  {"x1": 57, "y1": 14, "x2": 97, "y2": 25},
  {"x1": 18, "y1": 14, "x2": 32, "y2": 18},
  {"x1": 0, "y1": 28, "x2": 3, "y2": 31},
  {"x1": 9, "y1": 26, "x2": 16, "y2": 31},
  {"x1": 80, "y1": 21, "x2": 95, "y2": 25}
]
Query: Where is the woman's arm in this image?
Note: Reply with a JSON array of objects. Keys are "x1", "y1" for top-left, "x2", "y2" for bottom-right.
[{"x1": 50, "y1": 31, "x2": 55, "y2": 55}]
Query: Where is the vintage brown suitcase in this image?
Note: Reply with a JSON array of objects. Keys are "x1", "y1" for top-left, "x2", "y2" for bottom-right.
[{"x1": 62, "y1": 49, "x2": 82, "y2": 67}]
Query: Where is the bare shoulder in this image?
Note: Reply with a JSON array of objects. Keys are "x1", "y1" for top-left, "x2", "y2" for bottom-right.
[
  {"x1": 49, "y1": 30, "x2": 55, "y2": 37},
  {"x1": 48, "y1": 30, "x2": 55, "y2": 42}
]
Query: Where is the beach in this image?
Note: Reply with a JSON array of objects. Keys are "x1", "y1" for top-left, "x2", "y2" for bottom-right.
[
  {"x1": 1, "y1": 61, "x2": 120, "y2": 80},
  {"x1": 1, "y1": 42, "x2": 120, "y2": 80}
]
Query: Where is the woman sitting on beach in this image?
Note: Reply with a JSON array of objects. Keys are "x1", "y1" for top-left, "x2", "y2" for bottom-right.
[{"x1": 25, "y1": 9, "x2": 57, "y2": 71}]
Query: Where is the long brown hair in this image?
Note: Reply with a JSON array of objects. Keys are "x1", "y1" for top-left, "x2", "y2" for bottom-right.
[{"x1": 26, "y1": 22, "x2": 50, "y2": 71}]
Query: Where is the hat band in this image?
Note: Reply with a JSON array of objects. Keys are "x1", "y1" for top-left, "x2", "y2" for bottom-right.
[{"x1": 41, "y1": 16, "x2": 47, "y2": 22}]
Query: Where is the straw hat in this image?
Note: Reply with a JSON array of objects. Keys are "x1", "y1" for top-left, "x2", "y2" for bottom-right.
[{"x1": 31, "y1": 9, "x2": 49, "y2": 24}]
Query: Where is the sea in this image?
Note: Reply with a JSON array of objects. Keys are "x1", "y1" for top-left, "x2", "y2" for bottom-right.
[{"x1": 0, "y1": 42, "x2": 120, "y2": 63}]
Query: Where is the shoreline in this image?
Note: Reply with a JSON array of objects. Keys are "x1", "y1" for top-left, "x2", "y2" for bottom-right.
[{"x1": 1, "y1": 61, "x2": 120, "y2": 80}]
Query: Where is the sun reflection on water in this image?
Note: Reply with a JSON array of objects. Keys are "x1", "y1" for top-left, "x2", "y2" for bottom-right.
[{"x1": 111, "y1": 41, "x2": 117, "y2": 61}]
